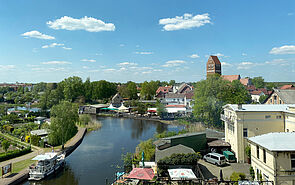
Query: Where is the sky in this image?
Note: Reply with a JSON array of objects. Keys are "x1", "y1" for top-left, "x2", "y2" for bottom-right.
[{"x1": 0, "y1": 0, "x2": 295, "y2": 83}]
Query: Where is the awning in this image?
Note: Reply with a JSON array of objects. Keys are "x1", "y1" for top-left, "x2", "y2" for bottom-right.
[
  {"x1": 168, "y1": 169, "x2": 197, "y2": 180},
  {"x1": 127, "y1": 168, "x2": 154, "y2": 180}
]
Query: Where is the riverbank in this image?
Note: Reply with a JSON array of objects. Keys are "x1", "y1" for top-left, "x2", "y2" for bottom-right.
[{"x1": 0, "y1": 127, "x2": 87, "y2": 185}]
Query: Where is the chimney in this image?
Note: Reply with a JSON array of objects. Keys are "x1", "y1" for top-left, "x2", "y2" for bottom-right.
[{"x1": 238, "y1": 104, "x2": 242, "y2": 110}]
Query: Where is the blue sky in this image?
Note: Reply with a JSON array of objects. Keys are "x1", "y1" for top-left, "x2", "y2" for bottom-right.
[{"x1": 0, "y1": 0, "x2": 294, "y2": 83}]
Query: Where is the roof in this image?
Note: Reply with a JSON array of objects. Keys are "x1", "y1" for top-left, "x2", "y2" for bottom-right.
[
  {"x1": 274, "y1": 89, "x2": 295, "y2": 104},
  {"x1": 32, "y1": 152, "x2": 57, "y2": 161},
  {"x1": 185, "y1": 92, "x2": 194, "y2": 99},
  {"x1": 280, "y1": 84, "x2": 294, "y2": 90},
  {"x1": 257, "y1": 88, "x2": 269, "y2": 95},
  {"x1": 246, "y1": 85, "x2": 256, "y2": 91},
  {"x1": 127, "y1": 168, "x2": 154, "y2": 180},
  {"x1": 155, "y1": 144, "x2": 195, "y2": 162},
  {"x1": 177, "y1": 83, "x2": 192, "y2": 94},
  {"x1": 223, "y1": 104, "x2": 293, "y2": 112},
  {"x1": 30, "y1": 129, "x2": 49, "y2": 136},
  {"x1": 208, "y1": 139, "x2": 231, "y2": 147},
  {"x1": 156, "y1": 86, "x2": 172, "y2": 94},
  {"x1": 35, "y1": 117, "x2": 46, "y2": 120},
  {"x1": 209, "y1": 55, "x2": 221, "y2": 65},
  {"x1": 240, "y1": 78, "x2": 251, "y2": 86},
  {"x1": 248, "y1": 132, "x2": 295, "y2": 151},
  {"x1": 163, "y1": 132, "x2": 206, "y2": 140},
  {"x1": 168, "y1": 169, "x2": 197, "y2": 180},
  {"x1": 250, "y1": 90, "x2": 264, "y2": 96},
  {"x1": 221, "y1": 75, "x2": 241, "y2": 82},
  {"x1": 90, "y1": 104, "x2": 109, "y2": 108},
  {"x1": 165, "y1": 93, "x2": 185, "y2": 99}
]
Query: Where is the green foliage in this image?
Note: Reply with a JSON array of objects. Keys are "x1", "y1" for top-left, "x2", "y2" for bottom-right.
[
  {"x1": 249, "y1": 166, "x2": 255, "y2": 180},
  {"x1": 169, "y1": 80, "x2": 176, "y2": 86},
  {"x1": 119, "y1": 81, "x2": 138, "y2": 100},
  {"x1": 136, "y1": 103, "x2": 147, "y2": 115},
  {"x1": 0, "y1": 147, "x2": 31, "y2": 162},
  {"x1": 252, "y1": 77, "x2": 265, "y2": 88},
  {"x1": 259, "y1": 95, "x2": 268, "y2": 104},
  {"x1": 30, "y1": 135, "x2": 41, "y2": 146},
  {"x1": 91, "y1": 80, "x2": 117, "y2": 100},
  {"x1": 156, "y1": 101, "x2": 166, "y2": 118},
  {"x1": 59, "y1": 76, "x2": 84, "y2": 102},
  {"x1": 49, "y1": 101, "x2": 78, "y2": 146},
  {"x1": 2, "y1": 114, "x2": 20, "y2": 124},
  {"x1": 155, "y1": 130, "x2": 188, "y2": 139},
  {"x1": 245, "y1": 145, "x2": 251, "y2": 158},
  {"x1": 1, "y1": 140, "x2": 10, "y2": 152},
  {"x1": 84, "y1": 77, "x2": 92, "y2": 102},
  {"x1": 230, "y1": 172, "x2": 246, "y2": 182},
  {"x1": 158, "y1": 153, "x2": 201, "y2": 165},
  {"x1": 135, "y1": 139, "x2": 155, "y2": 161},
  {"x1": 140, "y1": 81, "x2": 158, "y2": 100},
  {"x1": 79, "y1": 114, "x2": 92, "y2": 125},
  {"x1": 193, "y1": 75, "x2": 251, "y2": 127},
  {"x1": 121, "y1": 152, "x2": 134, "y2": 172},
  {"x1": 265, "y1": 82, "x2": 277, "y2": 91}
]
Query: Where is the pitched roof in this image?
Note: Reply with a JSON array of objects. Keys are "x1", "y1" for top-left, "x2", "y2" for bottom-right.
[
  {"x1": 156, "y1": 86, "x2": 172, "y2": 94},
  {"x1": 250, "y1": 90, "x2": 264, "y2": 96},
  {"x1": 177, "y1": 83, "x2": 192, "y2": 94},
  {"x1": 221, "y1": 75, "x2": 241, "y2": 82},
  {"x1": 223, "y1": 104, "x2": 292, "y2": 112},
  {"x1": 127, "y1": 168, "x2": 154, "y2": 180},
  {"x1": 165, "y1": 93, "x2": 185, "y2": 99},
  {"x1": 257, "y1": 88, "x2": 268, "y2": 95},
  {"x1": 209, "y1": 55, "x2": 221, "y2": 65},
  {"x1": 248, "y1": 132, "x2": 295, "y2": 151},
  {"x1": 274, "y1": 89, "x2": 295, "y2": 104},
  {"x1": 246, "y1": 85, "x2": 256, "y2": 91},
  {"x1": 280, "y1": 84, "x2": 294, "y2": 90},
  {"x1": 240, "y1": 78, "x2": 251, "y2": 86},
  {"x1": 155, "y1": 144, "x2": 195, "y2": 162}
]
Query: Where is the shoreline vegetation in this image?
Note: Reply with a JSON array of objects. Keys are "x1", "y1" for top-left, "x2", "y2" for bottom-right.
[{"x1": 78, "y1": 114, "x2": 102, "y2": 131}]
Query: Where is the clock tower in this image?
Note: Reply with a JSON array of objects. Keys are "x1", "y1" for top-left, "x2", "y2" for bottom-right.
[{"x1": 206, "y1": 55, "x2": 221, "y2": 78}]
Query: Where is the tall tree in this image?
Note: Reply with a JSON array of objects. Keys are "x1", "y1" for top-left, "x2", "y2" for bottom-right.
[
  {"x1": 49, "y1": 101, "x2": 78, "y2": 146},
  {"x1": 84, "y1": 77, "x2": 92, "y2": 103},
  {"x1": 60, "y1": 76, "x2": 84, "y2": 102},
  {"x1": 251, "y1": 76, "x2": 265, "y2": 88},
  {"x1": 140, "y1": 81, "x2": 158, "y2": 100}
]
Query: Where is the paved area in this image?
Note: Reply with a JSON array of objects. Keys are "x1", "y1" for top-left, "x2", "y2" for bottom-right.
[{"x1": 198, "y1": 159, "x2": 251, "y2": 180}]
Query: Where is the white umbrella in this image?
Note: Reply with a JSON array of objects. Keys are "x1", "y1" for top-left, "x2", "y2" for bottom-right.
[{"x1": 168, "y1": 169, "x2": 197, "y2": 180}]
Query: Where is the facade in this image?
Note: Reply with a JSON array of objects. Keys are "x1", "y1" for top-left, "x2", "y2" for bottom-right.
[
  {"x1": 248, "y1": 132, "x2": 295, "y2": 185},
  {"x1": 250, "y1": 90, "x2": 265, "y2": 103},
  {"x1": 111, "y1": 93, "x2": 123, "y2": 108},
  {"x1": 264, "y1": 89, "x2": 295, "y2": 104},
  {"x1": 222, "y1": 104, "x2": 294, "y2": 163},
  {"x1": 206, "y1": 55, "x2": 221, "y2": 77}
]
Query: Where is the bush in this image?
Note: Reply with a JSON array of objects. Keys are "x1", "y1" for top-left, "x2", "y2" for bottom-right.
[
  {"x1": 230, "y1": 172, "x2": 246, "y2": 183},
  {"x1": 31, "y1": 135, "x2": 41, "y2": 146},
  {"x1": 0, "y1": 147, "x2": 31, "y2": 162},
  {"x1": 249, "y1": 167, "x2": 255, "y2": 180}
]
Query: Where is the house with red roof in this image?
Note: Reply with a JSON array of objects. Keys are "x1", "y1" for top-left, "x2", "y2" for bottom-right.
[
  {"x1": 221, "y1": 75, "x2": 241, "y2": 82},
  {"x1": 250, "y1": 90, "x2": 265, "y2": 103},
  {"x1": 280, "y1": 84, "x2": 295, "y2": 90}
]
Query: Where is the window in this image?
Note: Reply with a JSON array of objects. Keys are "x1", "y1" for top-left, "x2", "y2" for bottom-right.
[
  {"x1": 265, "y1": 115, "x2": 271, "y2": 119},
  {"x1": 243, "y1": 128, "x2": 248, "y2": 137},
  {"x1": 257, "y1": 145, "x2": 260, "y2": 159},
  {"x1": 279, "y1": 100, "x2": 282, "y2": 104},
  {"x1": 287, "y1": 129, "x2": 289, "y2": 132},
  {"x1": 274, "y1": 96, "x2": 277, "y2": 100},
  {"x1": 291, "y1": 154, "x2": 295, "y2": 169},
  {"x1": 270, "y1": 99, "x2": 272, "y2": 103},
  {"x1": 276, "y1": 115, "x2": 282, "y2": 119},
  {"x1": 263, "y1": 149, "x2": 266, "y2": 163}
]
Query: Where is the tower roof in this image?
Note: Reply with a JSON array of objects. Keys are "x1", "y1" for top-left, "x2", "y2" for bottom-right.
[{"x1": 209, "y1": 55, "x2": 221, "y2": 65}]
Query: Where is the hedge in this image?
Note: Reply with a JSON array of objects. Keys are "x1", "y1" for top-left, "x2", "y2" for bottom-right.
[{"x1": 0, "y1": 147, "x2": 31, "y2": 162}]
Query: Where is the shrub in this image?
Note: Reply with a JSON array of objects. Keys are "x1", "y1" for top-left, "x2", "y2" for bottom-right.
[
  {"x1": 230, "y1": 172, "x2": 246, "y2": 183},
  {"x1": 30, "y1": 135, "x2": 41, "y2": 146},
  {"x1": 0, "y1": 147, "x2": 31, "y2": 162}
]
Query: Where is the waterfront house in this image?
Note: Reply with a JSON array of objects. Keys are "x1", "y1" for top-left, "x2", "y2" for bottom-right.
[
  {"x1": 221, "y1": 104, "x2": 295, "y2": 163},
  {"x1": 248, "y1": 132, "x2": 295, "y2": 185},
  {"x1": 111, "y1": 93, "x2": 123, "y2": 108}
]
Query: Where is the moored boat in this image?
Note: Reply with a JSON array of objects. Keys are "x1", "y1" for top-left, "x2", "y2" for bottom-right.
[{"x1": 28, "y1": 152, "x2": 65, "y2": 181}]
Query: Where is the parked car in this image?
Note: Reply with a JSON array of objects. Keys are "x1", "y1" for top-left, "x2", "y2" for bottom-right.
[
  {"x1": 223, "y1": 151, "x2": 236, "y2": 163},
  {"x1": 203, "y1": 153, "x2": 226, "y2": 166}
]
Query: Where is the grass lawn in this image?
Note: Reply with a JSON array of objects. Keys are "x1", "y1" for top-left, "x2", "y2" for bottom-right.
[{"x1": 12, "y1": 157, "x2": 35, "y2": 174}]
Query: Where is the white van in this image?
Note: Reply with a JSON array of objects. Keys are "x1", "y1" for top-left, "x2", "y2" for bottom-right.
[{"x1": 203, "y1": 153, "x2": 226, "y2": 166}]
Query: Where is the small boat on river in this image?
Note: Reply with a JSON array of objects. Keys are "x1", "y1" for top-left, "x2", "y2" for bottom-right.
[{"x1": 28, "y1": 152, "x2": 65, "y2": 181}]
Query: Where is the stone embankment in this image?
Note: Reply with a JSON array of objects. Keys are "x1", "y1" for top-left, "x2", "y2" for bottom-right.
[{"x1": 0, "y1": 127, "x2": 87, "y2": 185}]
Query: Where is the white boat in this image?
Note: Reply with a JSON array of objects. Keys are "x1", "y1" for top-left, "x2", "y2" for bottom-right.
[{"x1": 28, "y1": 152, "x2": 65, "y2": 181}]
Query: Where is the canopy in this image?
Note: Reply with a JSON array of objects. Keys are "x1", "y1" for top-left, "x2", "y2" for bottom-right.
[
  {"x1": 127, "y1": 168, "x2": 154, "y2": 180},
  {"x1": 118, "y1": 104, "x2": 129, "y2": 110},
  {"x1": 108, "y1": 104, "x2": 115, "y2": 109},
  {"x1": 32, "y1": 152, "x2": 57, "y2": 161},
  {"x1": 168, "y1": 169, "x2": 197, "y2": 180}
]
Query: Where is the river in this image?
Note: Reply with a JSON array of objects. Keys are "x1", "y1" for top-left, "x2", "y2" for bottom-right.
[{"x1": 23, "y1": 116, "x2": 183, "y2": 185}]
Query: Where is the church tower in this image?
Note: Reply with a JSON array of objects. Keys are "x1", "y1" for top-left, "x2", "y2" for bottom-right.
[{"x1": 206, "y1": 55, "x2": 221, "y2": 77}]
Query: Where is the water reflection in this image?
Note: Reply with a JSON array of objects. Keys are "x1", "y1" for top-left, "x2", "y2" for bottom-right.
[{"x1": 23, "y1": 117, "x2": 182, "y2": 185}]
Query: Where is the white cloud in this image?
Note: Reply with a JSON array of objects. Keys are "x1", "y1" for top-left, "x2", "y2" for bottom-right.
[
  {"x1": 82, "y1": 66, "x2": 89, "y2": 69},
  {"x1": 162, "y1": 60, "x2": 186, "y2": 67},
  {"x1": 153, "y1": 69, "x2": 163, "y2": 72},
  {"x1": 205, "y1": 53, "x2": 226, "y2": 58},
  {"x1": 47, "y1": 16, "x2": 115, "y2": 32},
  {"x1": 265, "y1": 59, "x2": 289, "y2": 66},
  {"x1": 288, "y1": 13, "x2": 294, "y2": 16},
  {"x1": 190, "y1": 54, "x2": 199, "y2": 58},
  {"x1": 21, "y1": 30, "x2": 55, "y2": 40},
  {"x1": 42, "y1": 61, "x2": 71, "y2": 65},
  {"x1": 159, "y1": 13, "x2": 211, "y2": 31},
  {"x1": 0, "y1": 65, "x2": 16, "y2": 70},
  {"x1": 242, "y1": 53, "x2": 247, "y2": 56},
  {"x1": 221, "y1": 62, "x2": 232, "y2": 67},
  {"x1": 42, "y1": 43, "x2": 64, "y2": 49},
  {"x1": 119, "y1": 44, "x2": 125, "y2": 47},
  {"x1": 104, "y1": 68, "x2": 116, "y2": 72},
  {"x1": 117, "y1": 62, "x2": 138, "y2": 66},
  {"x1": 62, "y1": 47, "x2": 72, "y2": 50},
  {"x1": 32, "y1": 67, "x2": 67, "y2": 72},
  {"x1": 135, "y1": 51, "x2": 153, "y2": 55},
  {"x1": 81, "y1": 59, "x2": 96, "y2": 63},
  {"x1": 237, "y1": 62, "x2": 254, "y2": 70},
  {"x1": 142, "y1": 71, "x2": 152, "y2": 74},
  {"x1": 269, "y1": 45, "x2": 295, "y2": 55}
]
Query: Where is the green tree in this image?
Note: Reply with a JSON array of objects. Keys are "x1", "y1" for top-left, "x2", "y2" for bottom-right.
[
  {"x1": 84, "y1": 77, "x2": 92, "y2": 103},
  {"x1": 135, "y1": 139, "x2": 155, "y2": 161},
  {"x1": 156, "y1": 102, "x2": 166, "y2": 118},
  {"x1": 48, "y1": 101, "x2": 78, "y2": 146},
  {"x1": 136, "y1": 103, "x2": 147, "y2": 115},
  {"x1": 227, "y1": 80, "x2": 251, "y2": 104},
  {"x1": 60, "y1": 76, "x2": 85, "y2": 102},
  {"x1": 91, "y1": 80, "x2": 117, "y2": 100},
  {"x1": 252, "y1": 76, "x2": 265, "y2": 88},
  {"x1": 1, "y1": 140, "x2": 10, "y2": 152},
  {"x1": 140, "y1": 81, "x2": 158, "y2": 100},
  {"x1": 230, "y1": 172, "x2": 246, "y2": 182},
  {"x1": 169, "y1": 80, "x2": 176, "y2": 86},
  {"x1": 259, "y1": 95, "x2": 268, "y2": 104},
  {"x1": 126, "y1": 81, "x2": 138, "y2": 99},
  {"x1": 121, "y1": 152, "x2": 134, "y2": 172},
  {"x1": 265, "y1": 82, "x2": 277, "y2": 91}
]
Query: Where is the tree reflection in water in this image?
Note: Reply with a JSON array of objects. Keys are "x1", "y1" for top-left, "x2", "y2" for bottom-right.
[{"x1": 130, "y1": 119, "x2": 168, "y2": 139}]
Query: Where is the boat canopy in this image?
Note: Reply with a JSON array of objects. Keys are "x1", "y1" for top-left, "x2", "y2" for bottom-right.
[{"x1": 32, "y1": 153, "x2": 58, "y2": 161}]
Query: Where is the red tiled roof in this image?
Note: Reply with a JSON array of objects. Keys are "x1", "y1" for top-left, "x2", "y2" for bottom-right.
[
  {"x1": 257, "y1": 88, "x2": 268, "y2": 95},
  {"x1": 280, "y1": 85, "x2": 294, "y2": 90},
  {"x1": 209, "y1": 55, "x2": 221, "y2": 65},
  {"x1": 127, "y1": 168, "x2": 154, "y2": 180},
  {"x1": 246, "y1": 85, "x2": 256, "y2": 91},
  {"x1": 240, "y1": 78, "x2": 250, "y2": 86},
  {"x1": 156, "y1": 86, "x2": 172, "y2": 94},
  {"x1": 250, "y1": 90, "x2": 264, "y2": 95},
  {"x1": 165, "y1": 105, "x2": 186, "y2": 108},
  {"x1": 185, "y1": 92, "x2": 194, "y2": 99},
  {"x1": 221, "y1": 75, "x2": 241, "y2": 82}
]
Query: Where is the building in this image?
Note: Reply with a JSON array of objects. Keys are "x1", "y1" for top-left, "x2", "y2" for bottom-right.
[
  {"x1": 280, "y1": 84, "x2": 295, "y2": 90},
  {"x1": 206, "y1": 55, "x2": 221, "y2": 77},
  {"x1": 264, "y1": 89, "x2": 295, "y2": 104},
  {"x1": 155, "y1": 144, "x2": 195, "y2": 163},
  {"x1": 248, "y1": 132, "x2": 295, "y2": 185},
  {"x1": 111, "y1": 93, "x2": 123, "y2": 108},
  {"x1": 221, "y1": 75, "x2": 241, "y2": 82},
  {"x1": 250, "y1": 90, "x2": 265, "y2": 103},
  {"x1": 156, "y1": 86, "x2": 172, "y2": 98},
  {"x1": 240, "y1": 78, "x2": 252, "y2": 86},
  {"x1": 221, "y1": 104, "x2": 294, "y2": 163}
]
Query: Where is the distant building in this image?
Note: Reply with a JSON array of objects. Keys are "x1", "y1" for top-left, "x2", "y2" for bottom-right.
[
  {"x1": 156, "y1": 86, "x2": 172, "y2": 98},
  {"x1": 240, "y1": 78, "x2": 252, "y2": 86},
  {"x1": 221, "y1": 75, "x2": 241, "y2": 82},
  {"x1": 206, "y1": 55, "x2": 221, "y2": 77},
  {"x1": 250, "y1": 90, "x2": 265, "y2": 103},
  {"x1": 111, "y1": 93, "x2": 123, "y2": 108},
  {"x1": 280, "y1": 84, "x2": 295, "y2": 90},
  {"x1": 264, "y1": 89, "x2": 295, "y2": 104},
  {"x1": 248, "y1": 132, "x2": 295, "y2": 185}
]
